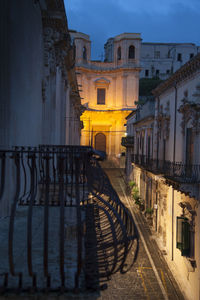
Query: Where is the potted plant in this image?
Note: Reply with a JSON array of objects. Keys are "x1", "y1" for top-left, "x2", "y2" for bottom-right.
[
  {"x1": 130, "y1": 184, "x2": 145, "y2": 211},
  {"x1": 145, "y1": 207, "x2": 154, "y2": 225},
  {"x1": 145, "y1": 207, "x2": 154, "y2": 216},
  {"x1": 129, "y1": 181, "x2": 136, "y2": 188}
]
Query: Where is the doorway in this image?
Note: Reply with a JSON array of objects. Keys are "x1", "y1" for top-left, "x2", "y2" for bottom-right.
[{"x1": 95, "y1": 133, "x2": 106, "y2": 153}]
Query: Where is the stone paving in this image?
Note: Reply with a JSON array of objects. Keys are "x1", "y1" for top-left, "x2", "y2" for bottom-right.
[
  {"x1": 0, "y1": 164, "x2": 185, "y2": 299},
  {"x1": 100, "y1": 166, "x2": 185, "y2": 300}
]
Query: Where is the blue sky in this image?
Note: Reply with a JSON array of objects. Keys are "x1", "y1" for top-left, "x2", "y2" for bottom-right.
[{"x1": 64, "y1": 0, "x2": 200, "y2": 60}]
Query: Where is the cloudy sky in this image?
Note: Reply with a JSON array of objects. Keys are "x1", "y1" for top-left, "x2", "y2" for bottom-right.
[{"x1": 64, "y1": 0, "x2": 200, "y2": 60}]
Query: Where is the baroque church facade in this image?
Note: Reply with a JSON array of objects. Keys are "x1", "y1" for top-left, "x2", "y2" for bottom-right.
[{"x1": 70, "y1": 31, "x2": 141, "y2": 157}]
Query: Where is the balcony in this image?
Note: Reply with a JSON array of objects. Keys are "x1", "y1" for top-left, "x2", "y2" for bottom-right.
[
  {"x1": 121, "y1": 136, "x2": 134, "y2": 147},
  {"x1": 131, "y1": 154, "x2": 200, "y2": 184},
  {"x1": 0, "y1": 146, "x2": 138, "y2": 293}
]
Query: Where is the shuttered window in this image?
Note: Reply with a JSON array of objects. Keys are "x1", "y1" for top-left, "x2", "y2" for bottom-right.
[
  {"x1": 97, "y1": 88, "x2": 106, "y2": 105},
  {"x1": 176, "y1": 217, "x2": 190, "y2": 256}
]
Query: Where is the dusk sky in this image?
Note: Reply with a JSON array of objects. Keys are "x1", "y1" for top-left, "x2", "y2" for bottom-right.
[{"x1": 64, "y1": 0, "x2": 200, "y2": 60}]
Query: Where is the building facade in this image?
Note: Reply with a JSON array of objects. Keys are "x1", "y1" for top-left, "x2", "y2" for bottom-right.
[
  {"x1": 105, "y1": 40, "x2": 200, "y2": 80},
  {"x1": 124, "y1": 53, "x2": 200, "y2": 300},
  {"x1": 140, "y1": 42, "x2": 200, "y2": 80},
  {"x1": 0, "y1": 0, "x2": 83, "y2": 149},
  {"x1": 70, "y1": 31, "x2": 141, "y2": 157}
]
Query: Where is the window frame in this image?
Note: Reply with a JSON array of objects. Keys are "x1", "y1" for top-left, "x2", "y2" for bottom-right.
[
  {"x1": 177, "y1": 53, "x2": 182, "y2": 62},
  {"x1": 97, "y1": 88, "x2": 106, "y2": 105},
  {"x1": 128, "y1": 45, "x2": 135, "y2": 59},
  {"x1": 176, "y1": 217, "x2": 190, "y2": 257},
  {"x1": 117, "y1": 47, "x2": 121, "y2": 60}
]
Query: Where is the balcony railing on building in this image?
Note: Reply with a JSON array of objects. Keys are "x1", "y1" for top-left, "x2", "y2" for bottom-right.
[
  {"x1": 121, "y1": 136, "x2": 134, "y2": 147},
  {"x1": 0, "y1": 145, "x2": 139, "y2": 293},
  {"x1": 131, "y1": 154, "x2": 200, "y2": 184}
]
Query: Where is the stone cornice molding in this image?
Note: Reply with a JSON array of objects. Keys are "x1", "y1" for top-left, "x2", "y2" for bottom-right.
[
  {"x1": 41, "y1": 0, "x2": 81, "y2": 106},
  {"x1": 42, "y1": 0, "x2": 71, "y2": 77},
  {"x1": 75, "y1": 65, "x2": 141, "y2": 74},
  {"x1": 94, "y1": 77, "x2": 110, "y2": 89}
]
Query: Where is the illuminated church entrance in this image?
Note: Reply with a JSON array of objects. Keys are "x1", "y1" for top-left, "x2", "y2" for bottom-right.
[{"x1": 95, "y1": 133, "x2": 106, "y2": 152}]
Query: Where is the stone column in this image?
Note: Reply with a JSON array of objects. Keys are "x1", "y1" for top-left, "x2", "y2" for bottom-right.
[
  {"x1": 87, "y1": 76, "x2": 91, "y2": 105},
  {"x1": 122, "y1": 74, "x2": 128, "y2": 107},
  {"x1": 112, "y1": 76, "x2": 116, "y2": 107}
]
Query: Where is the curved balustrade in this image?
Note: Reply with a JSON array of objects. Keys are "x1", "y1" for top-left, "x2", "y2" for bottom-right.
[{"x1": 0, "y1": 146, "x2": 138, "y2": 293}]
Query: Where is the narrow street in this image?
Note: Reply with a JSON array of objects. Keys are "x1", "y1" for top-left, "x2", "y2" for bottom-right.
[{"x1": 97, "y1": 165, "x2": 185, "y2": 300}]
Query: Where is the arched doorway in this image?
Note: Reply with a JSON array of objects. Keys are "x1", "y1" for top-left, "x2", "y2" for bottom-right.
[{"x1": 95, "y1": 133, "x2": 106, "y2": 153}]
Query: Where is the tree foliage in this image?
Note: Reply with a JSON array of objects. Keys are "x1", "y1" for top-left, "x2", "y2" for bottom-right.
[{"x1": 139, "y1": 77, "x2": 163, "y2": 97}]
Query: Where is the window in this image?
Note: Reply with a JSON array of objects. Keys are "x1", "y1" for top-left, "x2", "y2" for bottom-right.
[
  {"x1": 177, "y1": 217, "x2": 190, "y2": 256},
  {"x1": 145, "y1": 69, "x2": 149, "y2": 77},
  {"x1": 156, "y1": 69, "x2": 160, "y2": 76},
  {"x1": 128, "y1": 45, "x2": 135, "y2": 59},
  {"x1": 117, "y1": 47, "x2": 121, "y2": 60},
  {"x1": 177, "y1": 53, "x2": 182, "y2": 61},
  {"x1": 154, "y1": 51, "x2": 160, "y2": 59},
  {"x1": 83, "y1": 46, "x2": 87, "y2": 60},
  {"x1": 190, "y1": 53, "x2": 194, "y2": 59},
  {"x1": 166, "y1": 69, "x2": 170, "y2": 75},
  {"x1": 97, "y1": 88, "x2": 106, "y2": 105}
]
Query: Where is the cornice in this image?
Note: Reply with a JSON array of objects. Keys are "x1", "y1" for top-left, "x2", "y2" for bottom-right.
[
  {"x1": 75, "y1": 65, "x2": 141, "y2": 74},
  {"x1": 85, "y1": 108, "x2": 134, "y2": 113}
]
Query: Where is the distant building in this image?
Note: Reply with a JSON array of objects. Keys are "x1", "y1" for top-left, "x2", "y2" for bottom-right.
[
  {"x1": 140, "y1": 42, "x2": 200, "y2": 80},
  {"x1": 105, "y1": 40, "x2": 200, "y2": 80},
  {"x1": 70, "y1": 31, "x2": 141, "y2": 158},
  {"x1": 124, "y1": 53, "x2": 200, "y2": 300}
]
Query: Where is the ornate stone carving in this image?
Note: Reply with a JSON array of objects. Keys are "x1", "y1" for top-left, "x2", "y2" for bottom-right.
[
  {"x1": 42, "y1": 78, "x2": 49, "y2": 103},
  {"x1": 43, "y1": 27, "x2": 56, "y2": 72},
  {"x1": 178, "y1": 84, "x2": 200, "y2": 135},
  {"x1": 156, "y1": 101, "x2": 170, "y2": 139}
]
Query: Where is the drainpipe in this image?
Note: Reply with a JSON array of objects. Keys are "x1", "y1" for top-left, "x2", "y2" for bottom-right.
[
  {"x1": 172, "y1": 83, "x2": 177, "y2": 261},
  {"x1": 156, "y1": 96, "x2": 160, "y2": 165},
  {"x1": 155, "y1": 181, "x2": 158, "y2": 232}
]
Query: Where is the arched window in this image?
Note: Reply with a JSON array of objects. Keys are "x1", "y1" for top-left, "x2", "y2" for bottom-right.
[
  {"x1": 129, "y1": 45, "x2": 135, "y2": 59},
  {"x1": 117, "y1": 47, "x2": 121, "y2": 60},
  {"x1": 83, "y1": 46, "x2": 87, "y2": 60}
]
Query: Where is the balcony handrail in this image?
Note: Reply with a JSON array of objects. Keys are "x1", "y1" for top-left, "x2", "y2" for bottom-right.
[
  {"x1": 131, "y1": 154, "x2": 200, "y2": 183},
  {"x1": 0, "y1": 146, "x2": 139, "y2": 293},
  {"x1": 121, "y1": 136, "x2": 134, "y2": 147}
]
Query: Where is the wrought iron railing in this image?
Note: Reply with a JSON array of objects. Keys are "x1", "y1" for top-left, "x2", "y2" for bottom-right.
[
  {"x1": 121, "y1": 136, "x2": 134, "y2": 147},
  {"x1": 131, "y1": 154, "x2": 200, "y2": 183},
  {"x1": 0, "y1": 146, "x2": 138, "y2": 293}
]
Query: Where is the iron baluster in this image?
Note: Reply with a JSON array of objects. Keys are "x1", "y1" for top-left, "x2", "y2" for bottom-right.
[
  {"x1": 27, "y1": 152, "x2": 37, "y2": 291},
  {"x1": 43, "y1": 153, "x2": 51, "y2": 290},
  {"x1": 8, "y1": 151, "x2": 22, "y2": 291}
]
